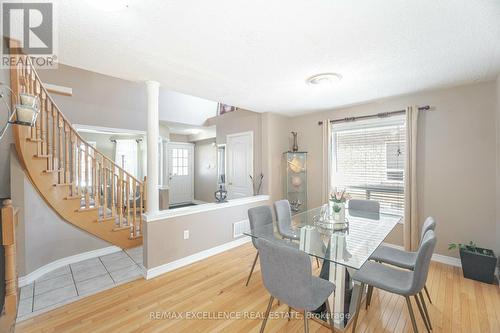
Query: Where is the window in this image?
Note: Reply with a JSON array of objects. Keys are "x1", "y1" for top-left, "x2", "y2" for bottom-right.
[
  {"x1": 330, "y1": 115, "x2": 406, "y2": 217},
  {"x1": 385, "y1": 141, "x2": 405, "y2": 181},
  {"x1": 114, "y1": 139, "x2": 138, "y2": 177},
  {"x1": 171, "y1": 148, "x2": 189, "y2": 176}
]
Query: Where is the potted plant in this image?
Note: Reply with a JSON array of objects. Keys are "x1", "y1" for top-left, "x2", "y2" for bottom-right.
[
  {"x1": 448, "y1": 241, "x2": 497, "y2": 284},
  {"x1": 329, "y1": 189, "x2": 351, "y2": 222}
]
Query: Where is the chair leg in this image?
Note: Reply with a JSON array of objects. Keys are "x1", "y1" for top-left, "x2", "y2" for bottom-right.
[
  {"x1": 316, "y1": 257, "x2": 320, "y2": 268},
  {"x1": 351, "y1": 282, "x2": 365, "y2": 333},
  {"x1": 324, "y1": 300, "x2": 335, "y2": 333},
  {"x1": 424, "y1": 285, "x2": 432, "y2": 304},
  {"x1": 405, "y1": 296, "x2": 419, "y2": 333},
  {"x1": 246, "y1": 252, "x2": 259, "y2": 286},
  {"x1": 303, "y1": 310, "x2": 309, "y2": 333},
  {"x1": 365, "y1": 285, "x2": 374, "y2": 310},
  {"x1": 414, "y1": 294, "x2": 430, "y2": 332},
  {"x1": 260, "y1": 296, "x2": 274, "y2": 333},
  {"x1": 419, "y1": 292, "x2": 432, "y2": 330}
]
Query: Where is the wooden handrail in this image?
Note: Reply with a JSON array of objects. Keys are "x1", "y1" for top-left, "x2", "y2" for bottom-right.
[{"x1": 0, "y1": 199, "x2": 19, "y2": 333}]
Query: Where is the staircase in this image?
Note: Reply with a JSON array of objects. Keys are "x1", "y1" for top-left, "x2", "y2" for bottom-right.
[{"x1": 10, "y1": 55, "x2": 145, "y2": 249}]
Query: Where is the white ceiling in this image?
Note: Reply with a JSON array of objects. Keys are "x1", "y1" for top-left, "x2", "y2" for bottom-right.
[
  {"x1": 56, "y1": 0, "x2": 500, "y2": 115},
  {"x1": 160, "y1": 120, "x2": 216, "y2": 138}
]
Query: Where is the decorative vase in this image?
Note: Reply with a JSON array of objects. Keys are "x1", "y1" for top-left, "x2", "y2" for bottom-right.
[
  {"x1": 331, "y1": 201, "x2": 345, "y2": 222},
  {"x1": 214, "y1": 185, "x2": 227, "y2": 203},
  {"x1": 291, "y1": 132, "x2": 298, "y2": 152}
]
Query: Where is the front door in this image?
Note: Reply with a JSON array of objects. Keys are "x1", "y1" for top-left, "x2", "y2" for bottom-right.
[
  {"x1": 168, "y1": 142, "x2": 194, "y2": 205},
  {"x1": 226, "y1": 131, "x2": 253, "y2": 199}
]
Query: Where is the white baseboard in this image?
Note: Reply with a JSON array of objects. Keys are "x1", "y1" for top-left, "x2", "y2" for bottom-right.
[
  {"x1": 381, "y1": 242, "x2": 462, "y2": 267},
  {"x1": 18, "y1": 246, "x2": 121, "y2": 287},
  {"x1": 145, "y1": 237, "x2": 251, "y2": 280}
]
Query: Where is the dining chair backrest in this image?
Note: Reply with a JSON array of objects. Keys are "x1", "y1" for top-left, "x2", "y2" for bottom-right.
[
  {"x1": 248, "y1": 205, "x2": 274, "y2": 248},
  {"x1": 409, "y1": 230, "x2": 436, "y2": 295},
  {"x1": 274, "y1": 199, "x2": 292, "y2": 237},
  {"x1": 420, "y1": 217, "x2": 436, "y2": 244},
  {"x1": 348, "y1": 199, "x2": 380, "y2": 213},
  {"x1": 257, "y1": 238, "x2": 316, "y2": 309}
]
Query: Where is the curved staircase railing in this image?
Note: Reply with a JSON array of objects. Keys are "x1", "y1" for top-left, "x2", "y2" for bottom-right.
[{"x1": 10, "y1": 54, "x2": 146, "y2": 249}]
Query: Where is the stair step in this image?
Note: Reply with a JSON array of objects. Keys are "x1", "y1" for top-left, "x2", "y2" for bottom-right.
[
  {"x1": 43, "y1": 169, "x2": 63, "y2": 174},
  {"x1": 129, "y1": 235, "x2": 142, "y2": 240},
  {"x1": 53, "y1": 183, "x2": 72, "y2": 187},
  {"x1": 65, "y1": 195, "x2": 83, "y2": 200},
  {"x1": 95, "y1": 216, "x2": 116, "y2": 223},
  {"x1": 33, "y1": 154, "x2": 51, "y2": 159},
  {"x1": 76, "y1": 206, "x2": 98, "y2": 212},
  {"x1": 113, "y1": 226, "x2": 132, "y2": 232}
]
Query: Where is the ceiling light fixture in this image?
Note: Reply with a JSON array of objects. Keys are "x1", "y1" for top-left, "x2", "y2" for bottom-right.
[{"x1": 306, "y1": 73, "x2": 342, "y2": 85}]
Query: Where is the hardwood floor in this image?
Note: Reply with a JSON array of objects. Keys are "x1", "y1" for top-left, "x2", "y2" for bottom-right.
[{"x1": 16, "y1": 243, "x2": 500, "y2": 333}]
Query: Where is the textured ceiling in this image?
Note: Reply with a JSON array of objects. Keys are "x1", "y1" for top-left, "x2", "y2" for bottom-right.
[{"x1": 56, "y1": 0, "x2": 500, "y2": 115}]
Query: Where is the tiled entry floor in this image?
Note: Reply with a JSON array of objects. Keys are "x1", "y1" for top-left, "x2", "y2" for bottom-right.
[{"x1": 17, "y1": 246, "x2": 144, "y2": 320}]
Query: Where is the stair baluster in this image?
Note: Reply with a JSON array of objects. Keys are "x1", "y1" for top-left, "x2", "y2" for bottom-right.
[{"x1": 10, "y1": 53, "x2": 144, "y2": 247}]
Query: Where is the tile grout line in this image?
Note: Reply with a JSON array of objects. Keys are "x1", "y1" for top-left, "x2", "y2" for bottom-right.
[
  {"x1": 68, "y1": 264, "x2": 79, "y2": 297},
  {"x1": 31, "y1": 280, "x2": 35, "y2": 313},
  {"x1": 98, "y1": 255, "x2": 117, "y2": 284}
]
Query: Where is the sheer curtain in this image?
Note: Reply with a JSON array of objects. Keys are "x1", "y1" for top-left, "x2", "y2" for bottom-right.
[{"x1": 114, "y1": 139, "x2": 138, "y2": 178}]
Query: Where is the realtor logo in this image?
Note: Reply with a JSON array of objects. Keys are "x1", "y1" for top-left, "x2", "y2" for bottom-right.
[{"x1": 1, "y1": 1, "x2": 57, "y2": 68}]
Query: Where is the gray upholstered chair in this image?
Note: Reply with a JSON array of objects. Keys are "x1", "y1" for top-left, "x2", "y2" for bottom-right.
[
  {"x1": 274, "y1": 200, "x2": 299, "y2": 241},
  {"x1": 246, "y1": 205, "x2": 275, "y2": 286},
  {"x1": 351, "y1": 230, "x2": 437, "y2": 333},
  {"x1": 274, "y1": 199, "x2": 320, "y2": 268},
  {"x1": 256, "y1": 238, "x2": 336, "y2": 333},
  {"x1": 348, "y1": 199, "x2": 380, "y2": 213},
  {"x1": 369, "y1": 216, "x2": 436, "y2": 304}
]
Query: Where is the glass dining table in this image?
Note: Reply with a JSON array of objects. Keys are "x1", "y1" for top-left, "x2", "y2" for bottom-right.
[{"x1": 244, "y1": 206, "x2": 401, "y2": 330}]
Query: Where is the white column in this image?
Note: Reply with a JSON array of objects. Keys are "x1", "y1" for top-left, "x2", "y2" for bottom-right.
[{"x1": 146, "y1": 80, "x2": 160, "y2": 214}]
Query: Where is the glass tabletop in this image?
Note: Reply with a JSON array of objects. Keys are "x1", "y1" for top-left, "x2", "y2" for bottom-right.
[{"x1": 244, "y1": 206, "x2": 401, "y2": 270}]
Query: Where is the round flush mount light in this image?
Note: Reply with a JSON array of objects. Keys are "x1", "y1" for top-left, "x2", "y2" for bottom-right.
[{"x1": 306, "y1": 73, "x2": 342, "y2": 85}]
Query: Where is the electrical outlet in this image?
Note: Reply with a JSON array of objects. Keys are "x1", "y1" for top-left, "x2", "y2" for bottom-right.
[{"x1": 183, "y1": 230, "x2": 189, "y2": 240}]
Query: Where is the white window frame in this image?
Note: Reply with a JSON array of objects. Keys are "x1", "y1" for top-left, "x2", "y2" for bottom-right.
[{"x1": 330, "y1": 115, "x2": 406, "y2": 218}]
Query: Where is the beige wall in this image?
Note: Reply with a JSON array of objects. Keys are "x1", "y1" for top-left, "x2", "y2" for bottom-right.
[
  {"x1": 289, "y1": 81, "x2": 498, "y2": 256},
  {"x1": 144, "y1": 198, "x2": 269, "y2": 269},
  {"x1": 496, "y1": 75, "x2": 500, "y2": 257},
  {"x1": 216, "y1": 109, "x2": 263, "y2": 183},
  {"x1": 261, "y1": 112, "x2": 292, "y2": 203},
  {"x1": 170, "y1": 133, "x2": 190, "y2": 143},
  {"x1": 38, "y1": 65, "x2": 148, "y2": 131},
  {"x1": 194, "y1": 138, "x2": 218, "y2": 202},
  {"x1": 10, "y1": 149, "x2": 110, "y2": 276}
]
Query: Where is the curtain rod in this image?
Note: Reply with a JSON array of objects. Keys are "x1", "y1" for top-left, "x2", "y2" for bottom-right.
[
  {"x1": 317, "y1": 105, "x2": 430, "y2": 126},
  {"x1": 110, "y1": 138, "x2": 143, "y2": 143}
]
